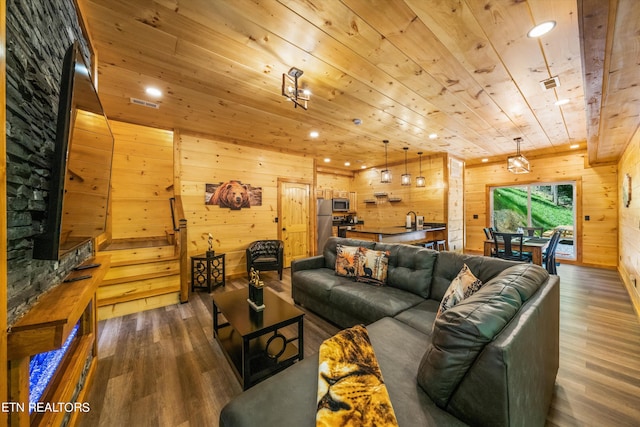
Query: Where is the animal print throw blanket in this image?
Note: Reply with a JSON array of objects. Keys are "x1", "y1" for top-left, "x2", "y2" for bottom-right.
[{"x1": 316, "y1": 325, "x2": 399, "y2": 427}]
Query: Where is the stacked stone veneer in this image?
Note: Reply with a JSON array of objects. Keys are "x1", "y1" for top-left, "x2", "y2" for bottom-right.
[{"x1": 6, "y1": 0, "x2": 93, "y2": 324}]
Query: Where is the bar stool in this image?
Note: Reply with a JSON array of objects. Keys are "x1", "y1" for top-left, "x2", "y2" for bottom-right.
[
  {"x1": 423, "y1": 241, "x2": 435, "y2": 250},
  {"x1": 435, "y1": 240, "x2": 447, "y2": 251}
]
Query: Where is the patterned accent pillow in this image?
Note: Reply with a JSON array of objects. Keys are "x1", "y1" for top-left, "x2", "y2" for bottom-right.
[
  {"x1": 335, "y1": 245, "x2": 359, "y2": 278},
  {"x1": 355, "y1": 247, "x2": 390, "y2": 286},
  {"x1": 436, "y1": 264, "x2": 483, "y2": 318}
]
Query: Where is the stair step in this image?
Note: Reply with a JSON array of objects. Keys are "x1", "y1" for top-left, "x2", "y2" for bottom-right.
[
  {"x1": 98, "y1": 276, "x2": 180, "y2": 307},
  {"x1": 100, "y1": 245, "x2": 176, "y2": 265},
  {"x1": 101, "y1": 258, "x2": 179, "y2": 286},
  {"x1": 100, "y1": 236, "x2": 172, "y2": 251},
  {"x1": 98, "y1": 292, "x2": 180, "y2": 321}
]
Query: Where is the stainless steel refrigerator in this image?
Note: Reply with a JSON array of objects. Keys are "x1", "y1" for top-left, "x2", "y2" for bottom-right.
[{"x1": 317, "y1": 199, "x2": 333, "y2": 251}]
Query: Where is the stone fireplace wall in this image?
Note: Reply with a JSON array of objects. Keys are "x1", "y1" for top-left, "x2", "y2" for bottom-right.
[{"x1": 6, "y1": 0, "x2": 92, "y2": 324}]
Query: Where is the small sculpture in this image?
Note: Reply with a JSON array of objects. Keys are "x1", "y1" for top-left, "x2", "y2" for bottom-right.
[
  {"x1": 248, "y1": 267, "x2": 265, "y2": 311},
  {"x1": 207, "y1": 233, "x2": 215, "y2": 256},
  {"x1": 249, "y1": 268, "x2": 264, "y2": 288}
]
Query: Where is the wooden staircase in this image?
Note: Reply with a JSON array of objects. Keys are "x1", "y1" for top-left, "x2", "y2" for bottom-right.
[{"x1": 96, "y1": 237, "x2": 182, "y2": 320}]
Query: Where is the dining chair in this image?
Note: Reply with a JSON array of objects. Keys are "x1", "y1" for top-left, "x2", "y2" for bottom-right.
[
  {"x1": 521, "y1": 226, "x2": 544, "y2": 237},
  {"x1": 492, "y1": 232, "x2": 531, "y2": 262},
  {"x1": 543, "y1": 230, "x2": 562, "y2": 274},
  {"x1": 483, "y1": 227, "x2": 494, "y2": 240}
]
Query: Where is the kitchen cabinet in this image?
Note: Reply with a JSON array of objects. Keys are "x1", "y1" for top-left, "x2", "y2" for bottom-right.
[{"x1": 348, "y1": 191, "x2": 357, "y2": 212}]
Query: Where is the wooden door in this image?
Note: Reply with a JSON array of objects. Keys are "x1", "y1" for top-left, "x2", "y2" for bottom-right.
[{"x1": 279, "y1": 180, "x2": 311, "y2": 266}]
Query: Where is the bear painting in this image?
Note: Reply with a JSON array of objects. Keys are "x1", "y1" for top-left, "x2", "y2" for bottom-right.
[{"x1": 205, "y1": 180, "x2": 262, "y2": 210}]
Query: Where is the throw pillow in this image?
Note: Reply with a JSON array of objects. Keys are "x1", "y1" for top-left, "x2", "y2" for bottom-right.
[
  {"x1": 335, "y1": 244, "x2": 359, "y2": 278},
  {"x1": 355, "y1": 247, "x2": 390, "y2": 286},
  {"x1": 436, "y1": 264, "x2": 483, "y2": 318}
]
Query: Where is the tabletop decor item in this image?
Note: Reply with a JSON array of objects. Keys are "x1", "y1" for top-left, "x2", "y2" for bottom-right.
[
  {"x1": 248, "y1": 268, "x2": 265, "y2": 311},
  {"x1": 622, "y1": 173, "x2": 632, "y2": 208},
  {"x1": 207, "y1": 233, "x2": 215, "y2": 257}
]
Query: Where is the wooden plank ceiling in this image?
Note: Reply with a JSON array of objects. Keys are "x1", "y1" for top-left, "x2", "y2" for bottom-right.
[{"x1": 78, "y1": 0, "x2": 640, "y2": 170}]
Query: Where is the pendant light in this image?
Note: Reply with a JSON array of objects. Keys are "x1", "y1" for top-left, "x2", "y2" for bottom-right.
[
  {"x1": 381, "y1": 140, "x2": 391, "y2": 183},
  {"x1": 507, "y1": 137, "x2": 530, "y2": 174},
  {"x1": 416, "y1": 152, "x2": 426, "y2": 187},
  {"x1": 401, "y1": 147, "x2": 411, "y2": 186}
]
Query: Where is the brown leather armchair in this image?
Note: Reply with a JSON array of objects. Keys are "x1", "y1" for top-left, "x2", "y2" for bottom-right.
[{"x1": 246, "y1": 240, "x2": 284, "y2": 279}]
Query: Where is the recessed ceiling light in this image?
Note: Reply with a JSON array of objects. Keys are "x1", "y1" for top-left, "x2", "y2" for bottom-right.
[
  {"x1": 344, "y1": 162, "x2": 351, "y2": 167},
  {"x1": 554, "y1": 99, "x2": 570, "y2": 106},
  {"x1": 324, "y1": 158, "x2": 330, "y2": 163},
  {"x1": 361, "y1": 165, "x2": 367, "y2": 169},
  {"x1": 145, "y1": 87, "x2": 162, "y2": 97},
  {"x1": 429, "y1": 133, "x2": 438, "y2": 139},
  {"x1": 482, "y1": 158, "x2": 489, "y2": 163},
  {"x1": 570, "y1": 144, "x2": 580, "y2": 149},
  {"x1": 527, "y1": 21, "x2": 556, "y2": 38},
  {"x1": 310, "y1": 131, "x2": 319, "y2": 138}
]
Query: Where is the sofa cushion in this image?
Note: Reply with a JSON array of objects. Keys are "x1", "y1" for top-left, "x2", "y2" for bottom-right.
[
  {"x1": 367, "y1": 318, "x2": 467, "y2": 427},
  {"x1": 436, "y1": 264, "x2": 483, "y2": 318},
  {"x1": 355, "y1": 247, "x2": 390, "y2": 286},
  {"x1": 417, "y1": 264, "x2": 549, "y2": 408},
  {"x1": 374, "y1": 243, "x2": 438, "y2": 298},
  {"x1": 323, "y1": 237, "x2": 377, "y2": 270},
  {"x1": 431, "y1": 251, "x2": 520, "y2": 302},
  {"x1": 329, "y1": 282, "x2": 424, "y2": 324},
  {"x1": 292, "y1": 268, "x2": 352, "y2": 301},
  {"x1": 392, "y1": 299, "x2": 440, "y2": 336},
  {"x1": 335, "y1": 244, "x2": 360, "y2": 278}
]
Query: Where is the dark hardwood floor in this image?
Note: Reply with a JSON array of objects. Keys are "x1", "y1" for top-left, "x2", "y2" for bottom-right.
[{"x1": 77, "y1": 264, "x2": 640, "y2": 427}]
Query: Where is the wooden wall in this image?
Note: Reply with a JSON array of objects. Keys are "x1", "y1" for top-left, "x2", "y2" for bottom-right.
[
  {"x1": 178, "y1": 133, "x2": 315, "y2": 278},
  {"x1": 317, "y1": 171, "x2": 353, "y2": 197},
  {"x1": 618, "y1": 130, "x2": 640, "y2": 316},
  {"x1": 465, "y1": 151, "x2": 618, "y2": 267},
  {"x1": 110, "y1": 121, "x2": 175, "y2": 239},
  {"x1": 448, "y1": 157, "x2": 464, "y2": 252},
  {"x1": 352, "y1": 154, "x2": 447, "y2": 229}
]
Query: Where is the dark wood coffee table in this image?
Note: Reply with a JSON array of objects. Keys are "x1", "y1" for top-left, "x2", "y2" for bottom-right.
[{"x1": 212, "y1": 287, "x2": 304, "y2": 390}]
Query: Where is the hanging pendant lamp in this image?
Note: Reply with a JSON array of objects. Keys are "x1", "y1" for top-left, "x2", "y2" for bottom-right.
[
  {"x1": 401, "y1": 147, "x2": 411, "y2": 186},
  {"x1": 381, "y1": 140, "x2": 391, "y2": 183},
  {"x1": 507, "y1": 137, "x2": 530, "y2": 174},
  {"x1": 416, "y1": 152, "x2": 426, "y2": 187}
]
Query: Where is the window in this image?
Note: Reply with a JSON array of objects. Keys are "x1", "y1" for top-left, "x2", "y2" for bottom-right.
[{"x1": 490, "y1": 182, "x2": 576, "y2": 260}]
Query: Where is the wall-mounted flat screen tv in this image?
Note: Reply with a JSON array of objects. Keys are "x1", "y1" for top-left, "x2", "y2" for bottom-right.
[{"x1": 33, "y1": 42, "x2": 114, "y2": 260}]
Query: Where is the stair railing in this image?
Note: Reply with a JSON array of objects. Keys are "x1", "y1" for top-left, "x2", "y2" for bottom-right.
[{"x1": 170, "y1": 196, "x2": 189, "y2": 302}]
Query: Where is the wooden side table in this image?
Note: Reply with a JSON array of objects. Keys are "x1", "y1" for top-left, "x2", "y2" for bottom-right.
[{"x1": 191, "y1": 252, "x2": 225, "y2": 292}]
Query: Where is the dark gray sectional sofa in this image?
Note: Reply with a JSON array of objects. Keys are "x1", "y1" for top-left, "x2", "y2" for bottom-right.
[{"x1": 220, "y1": 237, "x2": 560, "y2": 427}]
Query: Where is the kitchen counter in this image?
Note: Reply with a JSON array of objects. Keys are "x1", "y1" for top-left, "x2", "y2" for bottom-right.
[{"x1": 345, "y1": 223, "x2": 446, "y2": 244}]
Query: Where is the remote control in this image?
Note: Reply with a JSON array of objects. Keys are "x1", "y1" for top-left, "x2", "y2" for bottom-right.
[
  {"x1": 64, "y1": 274, "x2": 92, "y2": 282},
  {"x1": 74, "y1": 263, "x2": 101, "y2": 271}
]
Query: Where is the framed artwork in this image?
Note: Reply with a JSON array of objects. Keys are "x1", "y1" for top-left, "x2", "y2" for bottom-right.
[
  {"x1": 622, "y1": 173, "x2": 632, "y2": 208},
  {"x1": 205, "y1": 180, "x2": 262, "y2": 210}
]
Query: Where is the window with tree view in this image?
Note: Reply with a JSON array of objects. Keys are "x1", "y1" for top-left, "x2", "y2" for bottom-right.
[{"x1": 491, "y1": 182, "x2": 576, "y2": 260}]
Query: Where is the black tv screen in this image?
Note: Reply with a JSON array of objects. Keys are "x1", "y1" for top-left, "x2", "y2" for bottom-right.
[{"x1": 33, "y1": 42, "x2": 114, "y2": 260}]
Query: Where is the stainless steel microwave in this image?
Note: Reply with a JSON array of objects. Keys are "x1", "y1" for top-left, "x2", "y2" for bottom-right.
[{"x1": 332, "y1": 198, "x2": 350, "y2": 212}]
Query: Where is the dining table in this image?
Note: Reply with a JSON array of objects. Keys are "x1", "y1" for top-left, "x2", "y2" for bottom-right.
[{"x1": 483, "y1": 237, "x2": 550, "y2": 266}]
